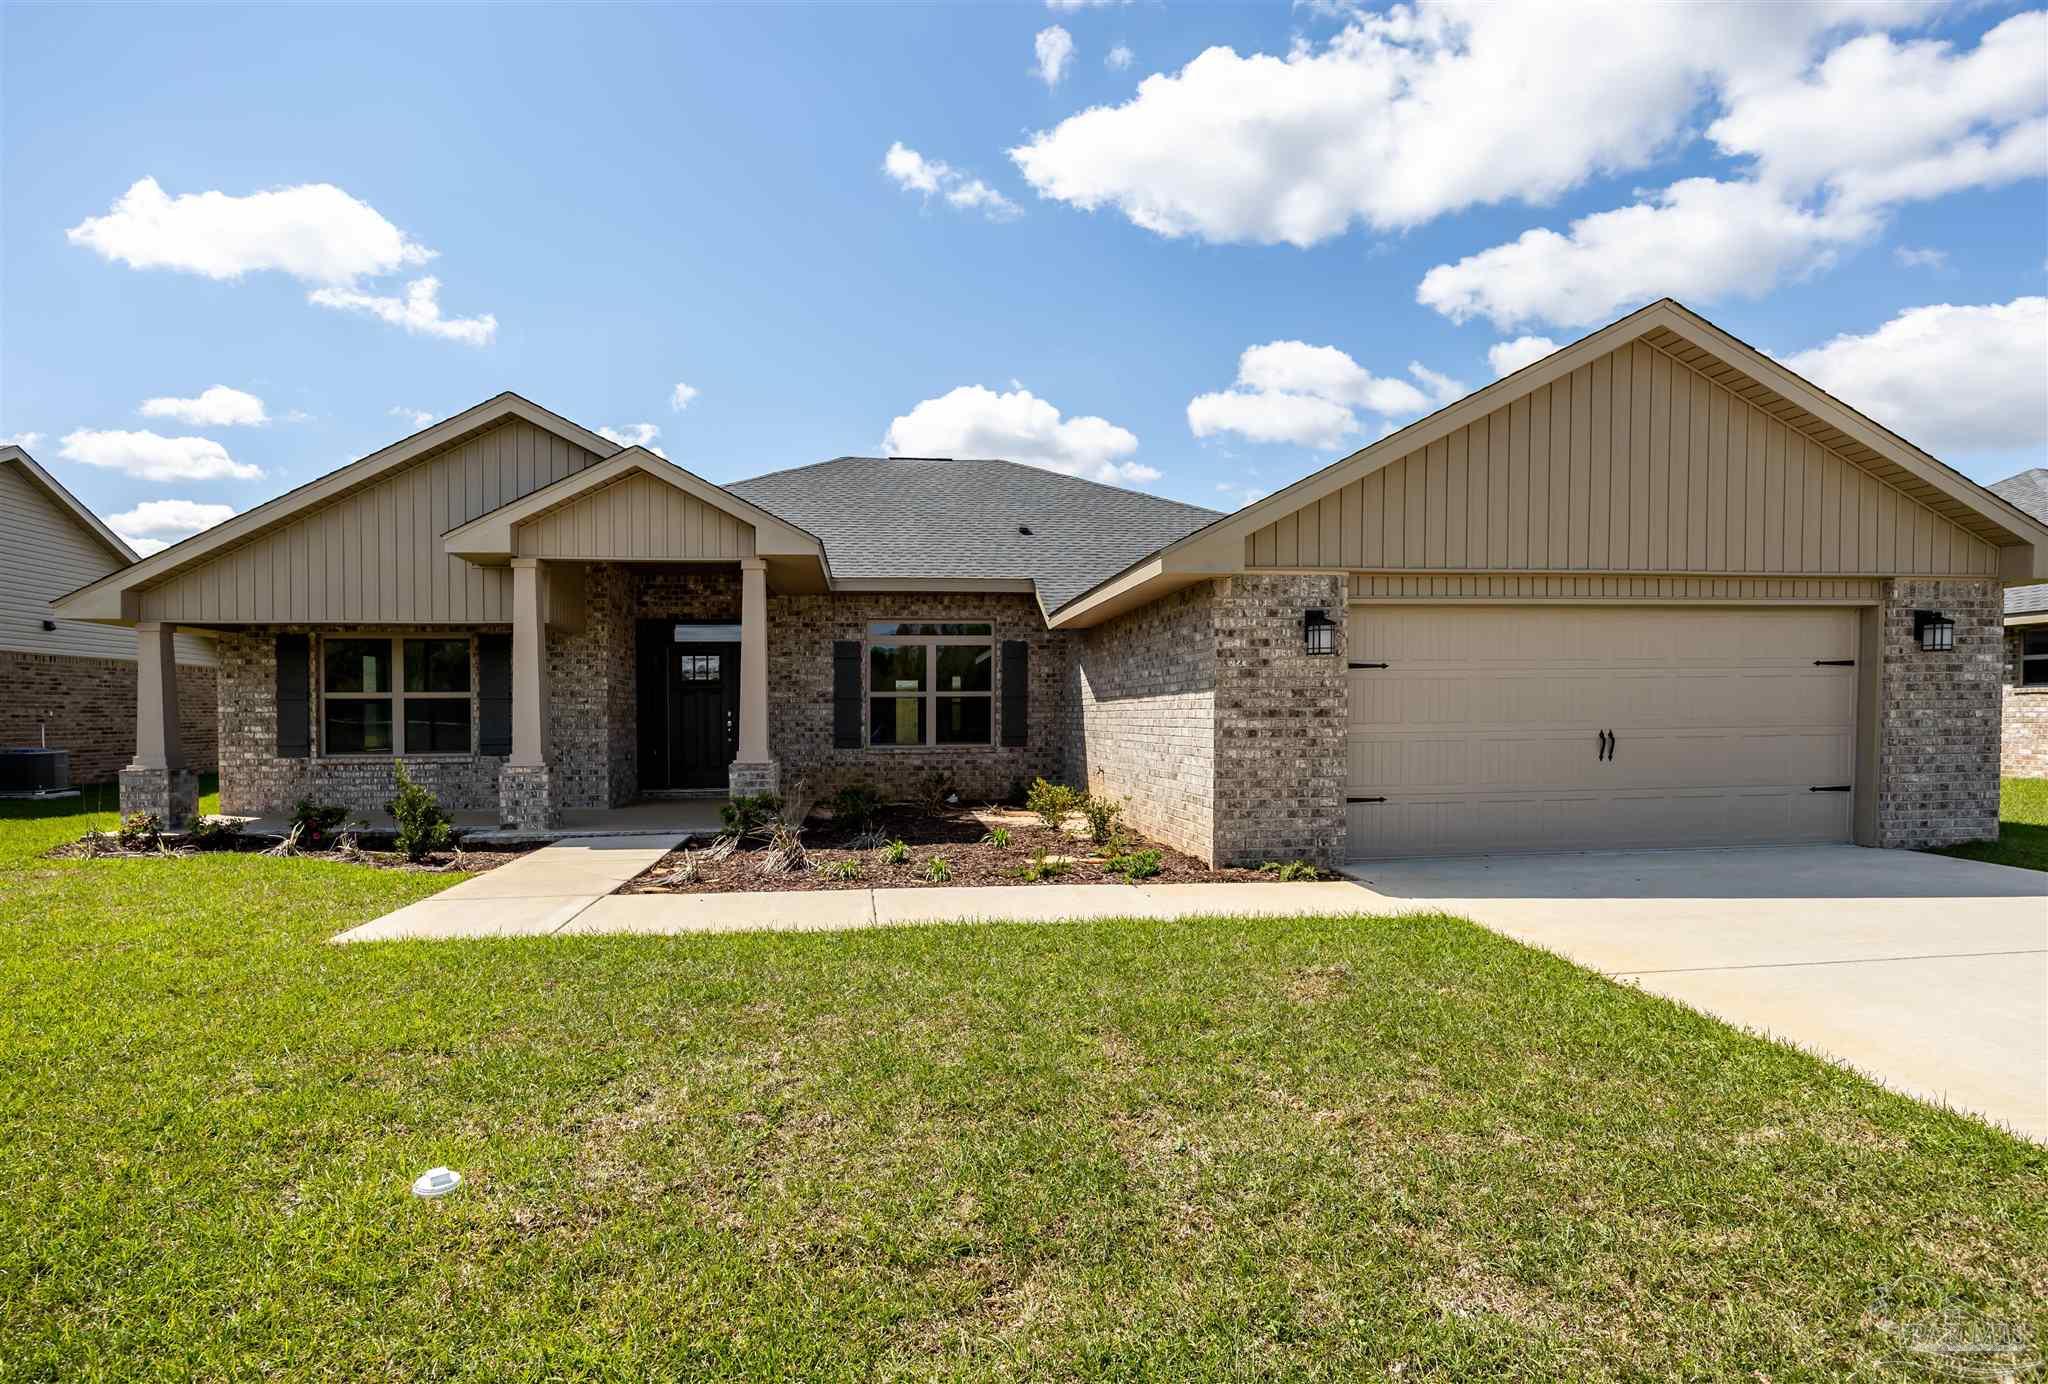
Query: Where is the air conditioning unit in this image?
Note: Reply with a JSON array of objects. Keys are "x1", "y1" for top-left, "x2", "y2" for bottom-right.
[{"x1": 0, "y1": 748, "x2": 71, "y2": 794}]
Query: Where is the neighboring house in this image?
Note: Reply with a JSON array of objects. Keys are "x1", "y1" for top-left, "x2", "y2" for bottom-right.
[
  {"x1": 0, "y1": 446, "x2": 217, "y2": 784},
  {"x1": 53, "y1": 301, "x2": 2048, "y2": 861},
  {"x1": 1989, "y1": 467, "x2": 2048, "y2": 777}
]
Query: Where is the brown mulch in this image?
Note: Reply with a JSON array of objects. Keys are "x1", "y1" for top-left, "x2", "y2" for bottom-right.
[
  {"x1": 623, "y1": 804, "x2": 1321, "y2": 893},
  {"x1": 44, "y1": 833, "x2": 526, "y2": 874}
]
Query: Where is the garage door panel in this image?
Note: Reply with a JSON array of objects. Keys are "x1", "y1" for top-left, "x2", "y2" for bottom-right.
[{"x1": 1344, "y1": 605, "x2": 1858, "y2": 859}]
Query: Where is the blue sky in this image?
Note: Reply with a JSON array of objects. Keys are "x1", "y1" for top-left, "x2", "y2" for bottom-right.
[{"x1": 3, "y1": 2, "x2": 2044, "y2": 553}]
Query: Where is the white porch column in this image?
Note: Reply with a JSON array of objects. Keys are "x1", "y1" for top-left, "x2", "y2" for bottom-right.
[
  {"x1": 509, "y1": 558, "x2": 548, "y2": 767},
  {"x1": 130, "y1": 622, "x2": 182, "y2": 771},
  {"x1": 731, "y1": 557, "x2": 778, "y2": 798}
]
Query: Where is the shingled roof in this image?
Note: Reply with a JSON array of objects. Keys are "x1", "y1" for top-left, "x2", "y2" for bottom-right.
[
  {"x1": 1992, "y1": 468, "x2": 2048, "y2": 617},
  {"x1": 728, "y1": 457, "x2": 1221, "y2": 612}
]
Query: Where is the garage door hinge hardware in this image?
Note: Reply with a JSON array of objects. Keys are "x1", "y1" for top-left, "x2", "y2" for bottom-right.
[
  {"x1": 1813, "y1": 659, "x2": 1855, "y2": 666},
  {"x1": 1349, "y1": 661, "x2": 1389, "y2": 669},
  {"x1": 1809, "y1": 784, "x2": 1852, "y2": 793},
  {"x1": 1347, "y1": 796, "x2": 1387, "y2": 804}
]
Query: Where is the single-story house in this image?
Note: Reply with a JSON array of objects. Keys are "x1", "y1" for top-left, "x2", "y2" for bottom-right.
[
  {"x1": 1, "y1": 445, "x2": 216, "y2": 784},
  {"x1": 53, "y1": 300, "x2": 2048, "y2": 862},
  {"x1": 1990, "y1": 466, "x2": 2048, "y2": 777}
]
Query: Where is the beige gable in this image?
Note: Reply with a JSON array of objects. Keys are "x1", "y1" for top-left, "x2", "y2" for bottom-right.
[
  {"x1": 1245, "y1": 339, "x2": 1998, "y2": 579},
  {"x1": 513, "y1": 469, "x2": 755, "y2": 561}
]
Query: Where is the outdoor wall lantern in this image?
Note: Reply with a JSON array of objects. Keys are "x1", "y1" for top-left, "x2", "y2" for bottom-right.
[
  {"x1": 1303, "y1": 608, "x2": 1336, "y2": 656},
  {"x1": 1913, "y1": 610, "x2": 1955, "y2": 653}
]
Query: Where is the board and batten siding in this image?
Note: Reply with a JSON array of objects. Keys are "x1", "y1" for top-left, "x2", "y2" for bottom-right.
[
  {"x1": 0, "y1": 461, "x2": 212, "y2": 664},
  {"x1": 513, "y1": 470, "x2": 755, "y2": 561},
  {"x1": 1247, "y1": 341, "x2": 1998, "y2": 580},
  {"x1": 137, "y1": 419, "x2": 603, "y2": 625}
]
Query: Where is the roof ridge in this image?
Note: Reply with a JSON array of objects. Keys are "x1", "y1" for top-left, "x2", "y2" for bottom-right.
[{"x1": 732, "y1": 453, "x2": 1223, "y2": 517}]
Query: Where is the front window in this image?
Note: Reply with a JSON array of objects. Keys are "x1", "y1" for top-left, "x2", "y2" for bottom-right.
[
  {"x1": 866, "y1": 621, "x2": 993, "y2": 746},
  {"x1": 2024, "y1": 628, "x2": 2048, "y2": 687},
  {"x1": 322, "y1": 636, "x2": 472, "y2": 755}
]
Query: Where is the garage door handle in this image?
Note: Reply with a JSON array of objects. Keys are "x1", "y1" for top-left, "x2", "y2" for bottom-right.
[
  {"x1": 1347, "y1": 796, "x2": 1386, "y2": 804},
  {"x1": 1813, "y1": 659, "x2": 1855, "y2": 667},
  {"x1": 1809, "y1": 784, "x2": 1852, "y2": 793},
  {"x1": 1597, "y1": 729, "x2": 1614, "y2": 761},
  {"x1": 1349, "y1": 661, "x2": 1389, "y2": 669}
]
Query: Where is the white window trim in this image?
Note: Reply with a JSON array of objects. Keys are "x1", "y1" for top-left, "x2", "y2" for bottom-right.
[
  {"x1": 318, "y1": 633, "x2": 477, "y2": 758},
  {"x1": 865, "y1": 621, "x2": 995, "y2": 749}
]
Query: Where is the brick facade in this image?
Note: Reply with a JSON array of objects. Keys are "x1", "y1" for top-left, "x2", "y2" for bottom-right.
[
  {"x1": 2000, "y1": 624, "x2": 2048, "y2": 778},
  {"x1": 0, "y1": 649, "x2": 218, "y2": 784},
  {"x1": 1876, "y1": 578, "x2": 2002, "y2": 848}
]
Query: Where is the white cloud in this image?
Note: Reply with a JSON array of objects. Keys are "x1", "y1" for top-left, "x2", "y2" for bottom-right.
[
  {"x1": 67, "y1": 176, "x2": 433, "y2": 285},
  {"x1": 1416, "y1": 178, "x2": 1872, "y2": 329},
  {"x1": 1034, "y1": 25, "x2": 1075, "y2": 88},
  {"x1": 58, "y1": 428, "x2": 262, "y2": 482},
  {"x1": 670, "y1": 382, "x2": 700, "y2": 412},
  {"x1": 883, "y1": 384, "x2": 1157, "y2": 485},
  {"x1": 1188, "y1": 342, "x2": 1464, "y2": 449},
  {"x1": 1782, "y1": 297, "x2": 2048, "y2": 456},
  {"x1": 389, "y1": 406, "x2": 435, "y2": 429},
  {"x1": 106, "y1": 499, "x2": 237, "y2": 544},
  {"x1": 882, "y1": 143, "x2": 1021, "y2": 222},
  {"x1": 307, "y1": 276, "x2": 497, "y2": 346},
  {"x1": 1011, "y1": 3, "x2": 1917, "y2": 248},
  {"x1": 139, "y1": 385, "x2": 268, "y2": 427},
  {"x1": 1107, "y1": 43, "x2": 1134, "y2": 71},
  {"x1": 598, "y1": 423, "x2": 667, "y2": 458},
  {"x1": 1, "y1": 432, "x2": 44, "y2": 449},
  {"x1": 1214, "y1": 481, "x2": 1268, "y2": 510},
  {"x1": 1894, "y1": 246, "x2": 1949, "y2": 271},
  {"x1": 1487, "y1": 335, "x2": 1561, "y2": 377},
  {"x1": 125, "y1": 537, "x2": 172, "y2": 557}
]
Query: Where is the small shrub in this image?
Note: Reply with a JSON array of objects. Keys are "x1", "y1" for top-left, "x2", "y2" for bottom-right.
[
  {"x1": 720, "y1": 793, "x2": 783, "y2": 837},
  {"x1": 1079, "y1": 793, "x2": 1125, "y2": 845},
  {"x1": 1025, "y1": 778, "x2": 1081, "y2": 831},
  {"x1": 117, "y1": 811, "x2": 163, "y2": 850},
  {"x1": 1106, "y1": 847, "x2": 1162, "y2": 881},
  {"x1": 1259, "y1": 859, "x2": 1320, "y2": 882},
  {"x1": 386, "y1": 763, "x2": 454, "y2": 862},
  {"x1": 1014, "y1": 848, "x2": 1069, "y2": 882},
  {"x1": 828, "y1": 782, "x2": 884, "y2": 832},
  {"x1": 289, "y1": 799, "x2": 352, "y2": 850},
  {"x1": 820, "y1": 857, "x2": 862, "y2": 882},
  {"x1": 982, "y1": 825, "x2": 1013, "y2": 848},
  {"x1": 186, "y1": 816, "x2": 243, "y2": 852},
  {"x1": 916, "y1": 772, "x2": 955, "y2": 812},
  {"x1": 883, "y1": 838, "x2": 911, "y2": 865},
  {"x1": 920, "y1": 855, "x2": 952, "y2": 883}
]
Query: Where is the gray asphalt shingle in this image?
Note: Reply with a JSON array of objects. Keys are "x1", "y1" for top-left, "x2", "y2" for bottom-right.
[
  {"x1": 728, "y1": 456, "x2": 1220, "y2": 613},
  {"x1": 1991, "y1": 468, "x2": 2048, "y2": 617}
]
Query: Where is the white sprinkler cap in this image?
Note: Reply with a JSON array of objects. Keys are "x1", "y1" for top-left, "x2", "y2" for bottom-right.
[{"x1": 411, "y1": 1167, "x2": 462, "y2": 1198}]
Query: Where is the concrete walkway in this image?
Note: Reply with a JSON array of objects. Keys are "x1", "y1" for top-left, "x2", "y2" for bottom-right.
[
  {"x1": 334, "y1": 834, "x2": 686, "y2": 941},
  {"x1": 1341, "y1": 845, "x2": 2048, "y2": 1142}
]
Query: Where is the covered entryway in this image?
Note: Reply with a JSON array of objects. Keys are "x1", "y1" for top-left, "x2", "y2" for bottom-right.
[
  {"x1": 1344, "y1": 604, "x2": 1860, "y2": 859},
  {"x1": 637, "y1": 622, "x2": 741, "y2": 792}
]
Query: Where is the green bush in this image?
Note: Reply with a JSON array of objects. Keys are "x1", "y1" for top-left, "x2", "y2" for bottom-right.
[
  {"x1": 186, "y1": 816, "x2": 243, "y2": 852},
  {"x1": 386, "y1": 762, "x2": 453, "y2": 862},
  {"x1": 1014, "y1": 848, "x2": 1069, "y2": 883},
  {"x1": 916, "y1": 772, "x2": 954, "y2": 812},
  {"x1": 1259, "y1": 859, "x2": 1320, "y2": 882},
  {"x1": 117, "y1": 812, "x2": 163, "y2": 850},
  {"x1": 982, "y1": 825, "x2": 1012, "y2": 848},
  {"x1": 1106, "y1": 847, "x2": 1162, "y2": 881},
  {"x1": 828, "y1": 783, "x2": 884, "y2": 832},
  {"x1": 1079, "y1": 793, "x2": 1125, "y2": 845},
  {"x1": 883, "y1": 839, "x2": 910, "y2": 865},
  {"x1": 720, "y1": 793, "x2": 784, "y2": 837},
  {"x1": 819, "y1": 857, "x2": 861, "y2": 882},
  {"x1": 920, "y1": 855, "x2": 952, "y2": 883},
  {"x1": 1025, "y1": 778, "x2": 1080, "y2": 831},
  {"x1": 289, "y1": 799, "x2": 352, "y2": 850}
]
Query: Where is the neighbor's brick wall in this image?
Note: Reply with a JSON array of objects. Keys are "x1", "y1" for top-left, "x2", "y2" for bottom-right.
[
  {"x1": 768, "y1": 590, "x2": 1068, "y2": 803},
  {"x1": 1065, "y1": 582, "x2": 1216, "y2": 862},
  {"x1": 1212, "y1": 574, "x2": 1349, "y2": 867},
  {"x1": 1877, "y1": 578, "x2": 2002, "y2": 848},
  {"x1": 215, "y1": 630, "x2": 503, "y2": 816},
  {"x1": 2001, "y1": 626, "x2": 2048, "y2": 778},
  {"x1": 0, "y1": 649, "x2": 218, "y2": 783}
]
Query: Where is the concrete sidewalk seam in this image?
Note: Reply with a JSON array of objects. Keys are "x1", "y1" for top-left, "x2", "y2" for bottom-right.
[{"x1": 1616, "y1": 947, "x2": 2047, "y2": 977}]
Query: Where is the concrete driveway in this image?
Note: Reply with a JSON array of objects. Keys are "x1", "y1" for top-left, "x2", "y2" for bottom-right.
[{"x1": 1340, "y1": 846, "x2": 2048, "y2": 1143}]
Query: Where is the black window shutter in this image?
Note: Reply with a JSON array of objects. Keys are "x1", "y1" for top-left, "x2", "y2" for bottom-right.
[
  {"x1": 477, "y1": 634, "x2": 513, "y2": 757},
  {"x1": 832, "y1": 640, "x2": 862, "y2": 748},
  {"x1": 1000, "y1": 639, "x2": 1029, "y2": 747},
  {"x1": 275, "y1": 634, "x2": 310, "y2": 758},
  {"x1": 636, "y1": 621, "x2": 667, "y2": 789}
]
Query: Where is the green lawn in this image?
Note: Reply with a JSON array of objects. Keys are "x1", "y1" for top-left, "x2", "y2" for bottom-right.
[
  {"x1": 2, "y1": 796, "x2": 2042, "y2": 1380},
  {"x1": 1932, "y1": 776, "x2": 2048, "y2": 872}
]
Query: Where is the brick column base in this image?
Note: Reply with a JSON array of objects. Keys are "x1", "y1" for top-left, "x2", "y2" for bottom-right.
[
  {"x1": 120, "y1": 766, "x2": 200, "y2": 829},
  {"x1": 498, "y1": 764, "x2": 560, "y2": 830},
  {"x1": 728, "y1": 760, "x2": 780, "y2": 799}
]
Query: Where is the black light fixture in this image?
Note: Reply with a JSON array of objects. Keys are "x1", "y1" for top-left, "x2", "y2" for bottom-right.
[
  {"x1": 1303, "y1": 607, "x2": 1336, "y2": 656},
  {"x1": 1913, "y1": 609, "x2": 1955, "y2": 653}
]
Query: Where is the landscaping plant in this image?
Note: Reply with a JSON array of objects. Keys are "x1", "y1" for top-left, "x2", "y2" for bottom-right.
[
  {"x1": 1025, "y1": 777, "x2": 1080, "y2": 831},
  {"x1": 919, "y1": 855, "x2": 951, "y2": 883},
  {"x1": 720, "y1": 793, "x2": 784, "y2": 838},
  {"x1": 115, "y1": 812, "x2": 163, "y2": 851},
  {"x1": 1079, "y1": 793, "x2": 1125, "y2": 844},
  {"x1": 1106, "y1": 847, "x2": 1162, "y2": 881},
  {"x1": 288, "y1": 799, "x2": 353, "y2": 850},
  {"x1": 1260, "y1": 859, "x2": 1320, "y2": 882},
  {"x1": 185, "y1": 816, "x2": 243, "y2": 852},
  {"x1": 982, "y1": 825, "x2": 1012, "y2": 848},
  {"x1": 1014, "y1": 848, "x2": 1069, "y2": 882},
  {"x1": 386, "y1": 762, "x2": 453, "y2": 863},
  {"x1": 882, "y1": 839, "x2": 910, "y2": 865},
  {"x1": 828, "y1": 782, "x2": 883, "y2": 832},
  {"x1": 820, "y1": 857, "x2": 861, "y2": 882}
]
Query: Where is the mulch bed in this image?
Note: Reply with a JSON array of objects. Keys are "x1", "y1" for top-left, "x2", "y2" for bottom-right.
[
  {"x1": 44, "y1": 831, "x2": 526, "y2": 875},
  {"x1": 623, "y1": 804, "x2": 1323, "y2": 893}
]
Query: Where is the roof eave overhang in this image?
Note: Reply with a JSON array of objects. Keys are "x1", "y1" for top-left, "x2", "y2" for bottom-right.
[
  {"x1": 1047, "y1": 554, "x2": 1237, "y2": 629},
  {"x1": 3, "y1": 447, "x2": 136, "y2": 566}
]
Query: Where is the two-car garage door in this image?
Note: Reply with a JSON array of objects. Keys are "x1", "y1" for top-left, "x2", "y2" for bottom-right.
[{"x1": 1343, "y1": 605, "x2": 1859, "y2": 859}]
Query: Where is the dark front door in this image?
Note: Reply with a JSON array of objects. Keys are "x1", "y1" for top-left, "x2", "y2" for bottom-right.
[{"x1": 667, "y1": 643, "x2": 740, "y2": 790}]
